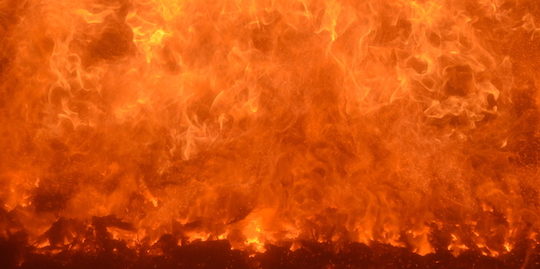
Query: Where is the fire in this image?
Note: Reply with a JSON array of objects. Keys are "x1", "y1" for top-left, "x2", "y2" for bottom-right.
[{"x1": 1, "y1": 0, "x2": 539, "y2": 259}]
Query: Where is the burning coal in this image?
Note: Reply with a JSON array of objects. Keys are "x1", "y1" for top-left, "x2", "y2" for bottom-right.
[{"x1": 0, "y1": 0, "x2": 539, "y2": 266}]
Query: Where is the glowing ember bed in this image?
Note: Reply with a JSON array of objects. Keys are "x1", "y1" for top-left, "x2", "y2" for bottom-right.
[
  {"x1": 1, "y1": 0, "x2": 540, "y2": 268},
  {"x1": 1, "y1": 230, "x2": 539, "y2": 268}
]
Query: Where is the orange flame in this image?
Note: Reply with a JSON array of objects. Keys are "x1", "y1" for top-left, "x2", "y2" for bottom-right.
[{"x1": 1, "y1": 0, "x2": 540, "y2": 256}]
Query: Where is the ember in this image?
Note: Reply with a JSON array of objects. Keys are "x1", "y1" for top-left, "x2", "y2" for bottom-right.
[{"x1": 1, "y1": 0, "x2": 540, "y2": 268}]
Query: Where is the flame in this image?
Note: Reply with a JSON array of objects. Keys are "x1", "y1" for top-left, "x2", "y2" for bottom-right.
[{"x1": 1, "y1": 0, "x2": 540, "y2": 257}]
